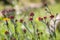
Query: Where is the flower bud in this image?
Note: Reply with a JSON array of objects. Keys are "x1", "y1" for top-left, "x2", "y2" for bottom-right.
[
  {"x1": 50, "y1": 15, "x2": 54, "y2": 19},
  {"x1": 9, "y1": 16, "x2": 14, "y2": 19},
  {"x1": 38, "y1": 17, "x2": 43, "y2": 21},
  {"x1": 44, "y1": 16, "x2": 47, "y2": 19},
  {"x1": 20, "y1": 19, "x2": 23, "y2": 23},
  {"x1": 30, "y1": 12, "x2": 34, "y2": 16},
  {"x1": 29, "y1": 17, "x2": 33, "y2": 21}
]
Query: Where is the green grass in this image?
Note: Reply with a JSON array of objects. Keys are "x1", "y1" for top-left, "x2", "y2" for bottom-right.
[{"x1": 0, "y1": 3, "x2": 60, "y2": 40}]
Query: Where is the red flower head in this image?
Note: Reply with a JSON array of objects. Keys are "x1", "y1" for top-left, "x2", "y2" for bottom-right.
[
  {"x1": 5, "y1": 31, "x2": 9, "y2": 35},
  {"x1": 44, "y1": 16, "x2": 47, "y2": 19},
  {"x1": 29, "y1": 17, "x2": 33, "y2": 21},
  {"x1": 20, "y1": 19, "x2": 23, "y2": 23},
  {"x1": 38, "y1": 17, "x2": 43, "y2": 21},
  {"x1": 30, "y1": 12, "x2": 34, "y2": 16},
  {"x1": 2, "y1": 10, "x2": 7, "y2": 15},
  {"x1": 50, "y1": 15, "x2": 54, "y2": 19},
  {"x1": 9, "y1": 16, "x2": 14, "y2": 19}
]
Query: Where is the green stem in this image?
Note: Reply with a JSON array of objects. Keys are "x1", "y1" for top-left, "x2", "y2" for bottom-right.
[
  {"x1": 31, "y1": 21, "x2": 36, "y2": 40},
  {"x1": 23, "y1": 22, "x2": 32, "y2": 35}
]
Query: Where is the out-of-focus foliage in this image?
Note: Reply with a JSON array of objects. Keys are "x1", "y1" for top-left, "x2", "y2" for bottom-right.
[{"x1": 55, "y1": 0, "x2": 60, "y2": 3}]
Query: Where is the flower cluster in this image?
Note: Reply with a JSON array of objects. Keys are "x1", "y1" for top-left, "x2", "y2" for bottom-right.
[
  {"x1": 0, "y1": 3, "x2": 58, "y2": 40},
  {"x1": 2, "y1": 10, "x2": 55, "y2": 40},
  {"x1": 1, "y1": 8, "x2": 15, "y2": 18}
]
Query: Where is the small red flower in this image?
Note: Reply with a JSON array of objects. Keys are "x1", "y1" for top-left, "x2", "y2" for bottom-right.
[
  {"x1": 9, "y1": 16, "x2": 14, "y2": 19},
  {"x1": 2, "y1": 10, "x2": 6, "y2": 15},
  {"x1": 30, "y1": 12, "x2": 34, "y2": 16},
  {"x1": 5, "y1": 31, "x2": 9, "y2": 35},
  {"x1": 38, "y1": 17, "x2": 43, "y2": 21},
  {"x1": 20, "y1": 19, "x2": 23, "y2": 23},
  {"x1": 44, "y1": 16, "x2": 47, "y2": 19},
  {"x1": 50, "y1": 15, "x2": 54, "y2": 19},
  {"x1": 29, "y1": 17, "x2": 33, "y2": 21}
]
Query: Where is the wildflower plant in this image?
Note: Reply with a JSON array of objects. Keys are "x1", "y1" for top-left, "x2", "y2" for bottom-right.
[
  {"x1": 1, "y1": 8, "x2": 56, "y2": 40},
  {"x1": 0, "y1": 2, "x2": 60, "y2": 40}
]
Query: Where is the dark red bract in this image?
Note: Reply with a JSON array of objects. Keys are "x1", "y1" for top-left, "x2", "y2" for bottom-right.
[
  {"x1": 9, "y1": 16, "x2": 14, "y2": 19},
  {"x1": 50, "y1": 15, "x2": 54, "y2": 19},
  {"x1": 44, "y1": 16, "x2": 47, "y2": 19},
  {"x1": 38, "y1": 17, "x2": 43, "y2": 21},
  {"x1": 29, "y1": 17, "x2": 33, "y2": 21},
  {"x1": 30, "y1": 12, "x2": 34, "y2": 16}
]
